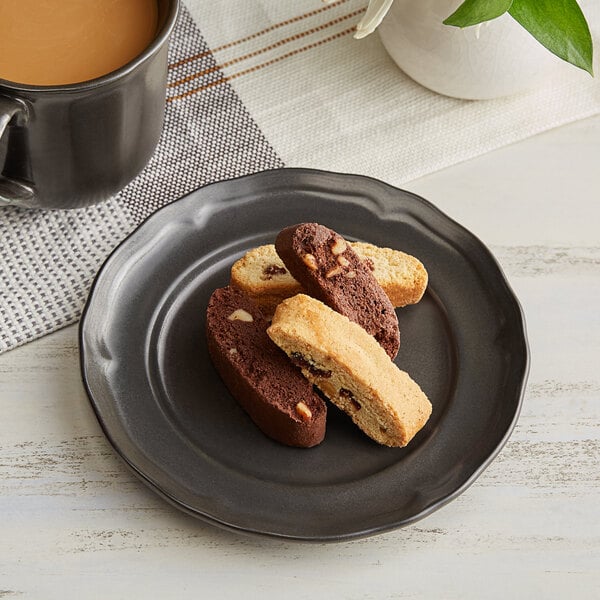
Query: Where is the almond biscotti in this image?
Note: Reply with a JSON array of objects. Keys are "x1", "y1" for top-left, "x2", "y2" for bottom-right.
[
  {"x1": 206, "y1": 286, "x2": 326, "y2": 447},
  {"x1": 230, "y1": 242, "x2": 427, "y2": 315},
  {"x1": 275, "y1": 223, "x2": 400, "y2": 359},
  {"x1": 267, "y1": 294, "x2": 432, "y2": 448}
]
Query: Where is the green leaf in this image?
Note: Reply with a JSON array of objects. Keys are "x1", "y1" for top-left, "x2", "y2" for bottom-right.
[
  {"x1": 443, "y1": 0, "x2": 514, "y2": 28},
  {"x1": 509, "y1": 0, "x2": 594, "y2": 75}
]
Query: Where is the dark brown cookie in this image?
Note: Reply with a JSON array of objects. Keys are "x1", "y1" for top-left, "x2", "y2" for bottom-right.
[
  {"x1": 206, "y1": 286, "x2": 326, "y2": 447},
  {"x1": 275, "y1": 223, "x2": 400, "y2": 359}
]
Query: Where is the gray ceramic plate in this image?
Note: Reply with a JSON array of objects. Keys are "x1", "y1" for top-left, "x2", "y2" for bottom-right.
[{"x1": 80, "y1": 168, "x2": 529, "y2": 541}]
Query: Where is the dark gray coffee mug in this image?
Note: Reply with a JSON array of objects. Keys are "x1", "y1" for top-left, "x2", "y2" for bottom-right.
[{"x1": 0, "y1": 0, "x2": 179, "y2": 210}]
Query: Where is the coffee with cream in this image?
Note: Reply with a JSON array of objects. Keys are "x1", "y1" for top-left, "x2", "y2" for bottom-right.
[{"x1": 0, "y1": 0, "x2": 158, "y2": 86}]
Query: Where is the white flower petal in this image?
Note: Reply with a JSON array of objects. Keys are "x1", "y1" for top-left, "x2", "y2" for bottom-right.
[{"x1": 354, "y1": 0, "x2": 395, "y2": 39}]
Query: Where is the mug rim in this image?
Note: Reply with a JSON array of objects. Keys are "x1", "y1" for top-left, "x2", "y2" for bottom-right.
[{"x1": 0, "y1": 0, "x2": 180, "y2": 93}]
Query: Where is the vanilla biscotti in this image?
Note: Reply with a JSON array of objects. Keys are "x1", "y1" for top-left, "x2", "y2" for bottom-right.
[
  {"x1": 267, "y1": 294, "x2": 432, "y2": 447},
  {"x1": 230, "y1": 242, "x2": 427, "y2": 315}
]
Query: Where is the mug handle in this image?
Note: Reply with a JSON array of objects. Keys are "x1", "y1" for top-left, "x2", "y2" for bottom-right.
[{"x1": 0, "y1": 95, "x2": 35, "y2": 207}]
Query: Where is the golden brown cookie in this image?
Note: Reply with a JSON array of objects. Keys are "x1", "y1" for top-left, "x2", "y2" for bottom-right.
[
  {"x1": 267, "y1": 294, "x2": 432, "y2": 447},
  {"x1": 230, "y1": 242, "x2": 427, "y2": 316}
]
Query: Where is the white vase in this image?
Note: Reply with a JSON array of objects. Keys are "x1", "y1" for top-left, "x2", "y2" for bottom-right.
[{"x1": 377, "y1": 0, "x2": 565, "y2": 99}]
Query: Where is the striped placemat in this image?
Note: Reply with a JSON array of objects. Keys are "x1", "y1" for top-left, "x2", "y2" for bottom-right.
[
  {"x1": 189, "y1": 0, "x2": 600, "y2": 183},
  {"x1": 1, "y1": 0, "x2": 600, "y2": 353}
]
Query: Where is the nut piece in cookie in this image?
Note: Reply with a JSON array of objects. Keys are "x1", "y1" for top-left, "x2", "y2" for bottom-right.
[
  {"x1": 206, "y1": 286, "x2": 326, "y2": 448},
  {"x1": 275, "y1": 223, "x2": 400, "y2": 359},
  {"x1": 267, "y1": 294, "x2": 431, "y2": 448}
]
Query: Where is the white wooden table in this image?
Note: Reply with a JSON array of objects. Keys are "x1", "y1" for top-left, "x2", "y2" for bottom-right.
[{"x1": 2, "y1": 114, "x2": 599, "y2": 599}]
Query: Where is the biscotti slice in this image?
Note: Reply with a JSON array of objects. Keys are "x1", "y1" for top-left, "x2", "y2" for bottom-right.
[
  {"x1": 230, "y1": 243, "x2": 427, "y2": 314},
  {"x1": 275, "y1": 223, "x2": 400, "y2": 359},
  {"x1": 267, "y1": 294, "x2": 432, "y2": 448},
  {"x1": 206, "y1": 286, "x2": 326, "y2": 448}
]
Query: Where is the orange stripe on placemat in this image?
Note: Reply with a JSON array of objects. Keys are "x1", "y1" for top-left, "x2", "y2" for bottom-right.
[
  {"x1": 168, "y1": 9, "x2": 363, "y2": 89},
  {"x1": 168, "y1": 0, "x2": 355, "y2": 70},
  {"x1": 167, "y1": 26, "x2": 355, "y2": 103}
]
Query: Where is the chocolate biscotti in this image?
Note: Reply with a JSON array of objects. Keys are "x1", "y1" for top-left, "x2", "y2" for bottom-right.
[
  {"x1": 275, "y1": 223, "x2": 400, "y2": 359},
  {"x1": 267, "y1": 294, "x2": 431, "y2": 448},
  {"x1": 230, "y1": 242, "x2": 427, "y2": 315},
  {"x1": 206, "y1": 286, "x2": 326, "y2": 447}
]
